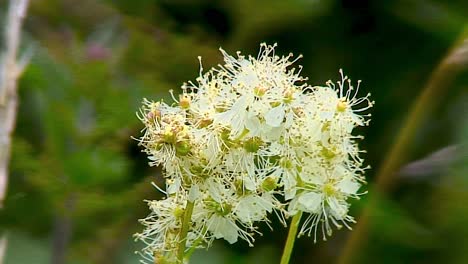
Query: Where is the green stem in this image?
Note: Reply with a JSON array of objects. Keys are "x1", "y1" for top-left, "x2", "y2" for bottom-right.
[
  {"x1": 184, "y1": 236, "x2": 203, "y2": 260},
  {"x1": 280, "y1": 211, "x2": 303, "y2": 264},
  {"x1": 337, "y1": 27, "x2": 468, "y2": 264},
  {"x1": 177, "y1": 200, "x2": 195, "y2": 263},
  {"x1": 184, "y1": 226, "x2": 208, "y2": 260}
]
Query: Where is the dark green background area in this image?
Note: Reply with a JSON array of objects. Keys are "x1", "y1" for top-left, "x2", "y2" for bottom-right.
[{"x1": 1, "y1": 0, "x2": 467, "y2": 263}]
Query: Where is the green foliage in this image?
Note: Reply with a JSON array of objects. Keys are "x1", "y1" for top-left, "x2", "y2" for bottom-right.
[{"x1": 3, "y1": 0, "x2": 467, "y2": 263}]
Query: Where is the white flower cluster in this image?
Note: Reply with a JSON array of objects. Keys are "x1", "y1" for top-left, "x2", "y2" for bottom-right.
[{"x1": 135, "y1": 43, "x2": 373, "y2": 263}]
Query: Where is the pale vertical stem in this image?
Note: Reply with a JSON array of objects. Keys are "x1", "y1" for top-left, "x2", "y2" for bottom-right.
[
  {"x1": 0, "y1": 0, "x2": 29, "y2": 208},
  {"x1": 0, "y1": 237, "x2": 6, "y2": 264},
  {"x1": 280, "y1": 211, "x2": 303, "y2": 264},
  {"x1": 0, "y1": 1, "x2": 30, "y2": 263}
]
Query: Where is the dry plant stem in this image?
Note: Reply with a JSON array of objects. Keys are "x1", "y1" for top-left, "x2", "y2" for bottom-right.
[
  {"x1": 0, "y1": 0, "x2": 29, "y2": 210},
  {"x1": 338, "y1": 29, "x2": 468, "y2": 264},
  {"x1": 0, "y1": 1, "x2": 29, "y2": 263},
  {"x1": 177, "y1": 200, "x2": 195, "y2": 263},
  {"x1": 0, "y1": 237, "x2": 6, "y2": 264},
  {"x1": 280, "y1": 211, "x2": 303, "y2": 264}
]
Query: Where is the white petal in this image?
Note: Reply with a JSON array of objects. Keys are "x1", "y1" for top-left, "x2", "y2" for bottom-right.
[
  {"x1": 243, "y1": 176, "x2": 256, "y2": 191},
  {"x1": 287, "y1": 197, "x2": 300, "y2": 214},
  {"x1": 166, "y1": 178, "x2": 180, "y2": 194},
  {"x1": 337, "y1": 178, "x2": 360, "y2": 194},
  {"x1": 285, "y1": 188, "x2": 296, "y2": 201},
  {"x1": 188, "y1": 185, "x2": 200, "y2": 202},
  {"x1": 305, "y1": 119, "x2": 321, "y2": 141},
  {"x1": 236, "y1": 195, "x2": 272, "y2": 223},
  {"x1": 232, "y1": 95, "x2": 249, "y2": 111},
  {"x1": 245, "y1": 115, "x2": 261, "y2": 136},
  {"x1": 298, "y1": 192, "x2": 323, "y2": 213},
  {"x1": 319, "y1": 111, "x2": 333, "y2": 120},
  {"x1": 209, "y1": 215, "x2": 238, "y2": 244},
  {"x1": 328, "y1": 197, "x2": 348, "y2": 219},
  {"x1": 263, "y1": 125, "x2": 282, "y2": 141},
  {"x1": 222, "y1": 220, "x2": 239, "y2": 244},
  {"x1": 207, "y1": 179, "x2": 223, "y2": 203},
  {"x1": 283, "y1": 171, "x2": 297, "y2": 200},
  {"x1": 265, "y1": 106, "x2": 285, "y2": 127},
  {"x1": 284, "y1": 111, "x2": 294, "y2": 127}
]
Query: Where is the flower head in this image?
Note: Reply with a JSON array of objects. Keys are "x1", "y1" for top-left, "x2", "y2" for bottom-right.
[{"x1": 135, "y1": 43, "x2": 372, "y2": 263}]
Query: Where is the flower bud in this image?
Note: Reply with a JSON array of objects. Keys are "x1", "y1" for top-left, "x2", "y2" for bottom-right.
[
  {"x1": 279, "y1": 158, "x2": 293, "y2": 169},
  {"x1": 243, "y1": 137, "x2": 263, "y2": 153},
  {"x1": 261, "y1": 176, "x2": 278, "y2": 192},
  {"x1": 175, "y1": 141, "x2": 191, "y2": 156}
]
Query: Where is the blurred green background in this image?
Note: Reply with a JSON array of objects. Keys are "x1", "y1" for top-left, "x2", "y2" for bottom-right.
[{"x1": 1, "y1": 0, "x2": 467, "y2": 263}]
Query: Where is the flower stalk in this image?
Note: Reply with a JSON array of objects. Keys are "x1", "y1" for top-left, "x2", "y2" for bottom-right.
[
  {"x1": 280, "y1": 211, "x2": 303, "y2": 264},
  {"x1": 177, "y1": 200, "x2": 195, "y2": 263}
]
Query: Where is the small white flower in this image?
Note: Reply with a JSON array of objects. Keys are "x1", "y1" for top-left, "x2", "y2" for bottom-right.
[
  {"x1": 207, "y1": 214, "x2": 239, "y2": 244},
  {"x1": 289, "y1": 165, "x2": 363, "y2": 241},
  {"x1": 235, "y1": 193, "x2": 274, "y2": 224},
  {"x1": 265, "y1": 105, "x2": 286, "y2": 127}
]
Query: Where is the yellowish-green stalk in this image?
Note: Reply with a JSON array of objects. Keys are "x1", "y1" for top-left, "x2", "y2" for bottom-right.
[
  {"x1": 177, "y1": 200, "x2": 195, "y2": 263},
  {"x1": 184, "y1": 232, "x2": 205, "y2": 260},
  {"x1": 338, "y1": 26, "x2": 468, "y2": 264},
  {"x1": 280, "y1": 211, "x2": 303, "y2": 264}
]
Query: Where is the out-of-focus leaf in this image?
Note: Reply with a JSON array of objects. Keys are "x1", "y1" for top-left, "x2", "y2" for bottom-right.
[
  {"x1": 399, "y1": 145, "x2": 460, "y2": 180},
  {"x1": 4, "y1": 232, "x2": 50, "y2": 264},
  {"x1": 63, "y1": 148, "x2": 129, "y2": 187},
  {"x1": 428, "y1": 154, "x2": 468, "y2": 263},
  {"x1": 388, "y1": 0, "x2": 465, "y2": 40},
  {"x1": 369, "y1": 193, "x2": 436, "y2": 249}
]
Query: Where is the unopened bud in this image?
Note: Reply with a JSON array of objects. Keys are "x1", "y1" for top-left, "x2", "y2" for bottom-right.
[
  {"x1": 243, "y1": 137, "x2": 263, "y2": 153},
  {"x1": 279, "y1": 158, "x2": 293, "y2": 169},
  {"x1": 175, "y1": 141, "x2": 191, "y2": 156},
  {"x1": 261, "y1": 176, "x2": 278, "y2": 192}
]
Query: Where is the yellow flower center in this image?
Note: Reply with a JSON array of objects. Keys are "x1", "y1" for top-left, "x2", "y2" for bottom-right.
[
  {"x1": 337, "y1": 98, "x2": 348, "y2": 112},
  {"x1": 179, "y1": 96, "x2": 191, "y2": 109},
  {"x1": 254, "y1": 86, "x2": 267, "y2": 97},
  {"x1": 323, "y1": 183, "x2": 336, "y2": 196}
]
